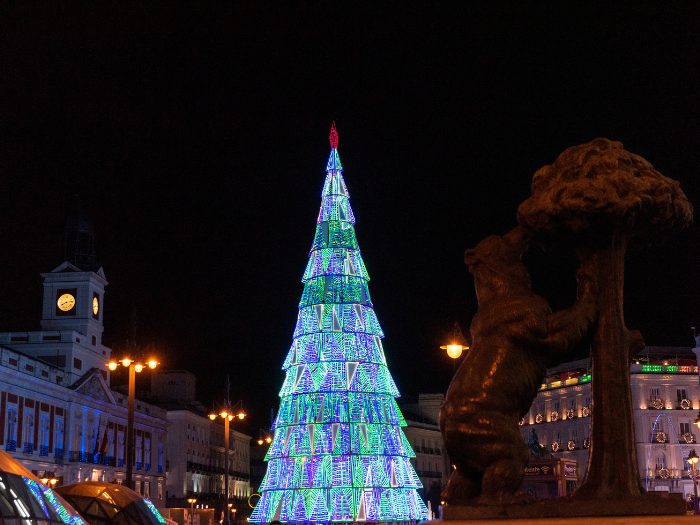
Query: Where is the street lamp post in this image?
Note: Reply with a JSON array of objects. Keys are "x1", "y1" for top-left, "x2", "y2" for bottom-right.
[
  {"x1": 209, "y1": 405, "x2": 245, "y2": 525},
  {"x1": 187, "y1": 498, "x2": 197, "y2": 525},
  {"x1": 257, "y1": 429, "x2": 272, "y2": 446},
  {"x1": 108, "y1": 357, "x2": 159, "y2": 489},
  {"x1": 688, "y1": 449, "x2": 699, "y2": 515}
]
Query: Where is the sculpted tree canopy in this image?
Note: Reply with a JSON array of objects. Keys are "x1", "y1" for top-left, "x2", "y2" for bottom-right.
[
  {"x1": 518, "y1": 138, "x2": 692, "y2": 247},
  {"x1": 518, "y1": 138, "x2": 693, "y2": 500}
]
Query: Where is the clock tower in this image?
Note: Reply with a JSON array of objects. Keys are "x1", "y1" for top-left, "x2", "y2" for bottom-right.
[
  {"x1": 40, "y1": 260, "x2": 107, "y2": 348},
  {"x1": 0, "y1": 214, "x2": 112, "y2": 385},
  {"x1": 40, "y1": 214, "x2": 107, "y2": 347}
]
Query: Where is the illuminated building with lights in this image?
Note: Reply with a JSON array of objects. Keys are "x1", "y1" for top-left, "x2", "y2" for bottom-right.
[
  {"x1": 521, "y1": 346, "x2": 700, "y2": 500},
  {"x1": 398, "y1": 394, "x2": 451, "y2": 511},
  {"x1": 250, "y1": 124, "x2": 428, "y2": 523},
  {"x1": 150, "y1": 370, "x2": 251, "y2": 505},
  {"x1": 0, "y1": 217, "x2": 167, "y2": 504}
]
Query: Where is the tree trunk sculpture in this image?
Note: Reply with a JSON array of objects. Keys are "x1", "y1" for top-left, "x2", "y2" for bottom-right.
[{"x1": 518, "y1": 138, "x2": 693, "y2": 500}]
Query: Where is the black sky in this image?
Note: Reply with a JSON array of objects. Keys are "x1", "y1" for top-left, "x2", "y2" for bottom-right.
[{"x1": 1, "y1": 3, "x2": 698, "y2": 434}]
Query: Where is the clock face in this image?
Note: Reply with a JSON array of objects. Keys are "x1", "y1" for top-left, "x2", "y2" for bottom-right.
[
  {"x1": 93, "y1": 296, "x2": 99, "y2": 315},
  {"x1": 57, "y1": 294, "x2": 76, "y2": 312}
]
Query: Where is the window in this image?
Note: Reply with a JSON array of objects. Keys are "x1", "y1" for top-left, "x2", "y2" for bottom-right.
[
  {"x1": 6, "y1": 408, "x2": 17, "y2": 443},
  {"x1": 73, "y1": 358, "x2": 82, "y2": 371},
  {"x1": 136, "y1": 437, "x2": 142, "y2": 464},
  {"x1": 73, "y1": 425, "x2": 82, "y2": 452},
  {"x1": 92, "y1": 336, "x2": 96, "y2": 346},
  {"x1": 158, "y1": 443, "x2": 163, "y2": 469},
  {"x1": 25, "y1": 364, "x2": 34, "y2": 373},
  {"x1": 655, "y1": 453, "x2": 666, "y2": 469},
  {"x1": 569, "y1": 398, "x2": 576, "y2": 410},
  {"x1": 677, "y1": 389, "x2": 688, "y2": 403},
  {"x1": 23, "y1": 414, "x2": 33, "y2": 446},
  {"x1": 117, "y1": 432, "x2": 124, "y2": 461},
  {"x1": 680, "y1": 422, "x2": 691, "y2": 435},
  {"x1": 650, "y1": 388, "x2": 661, "y2": 400},
  {"x1": 40, "y1": 417, "x2": 50, "y2": 447},
  {"x1": 539, "y1": 432, "x2": 547, "y2": 446},
  {"x1": 554, "y1": 401, "x2": 560, "y2": 413},
  {"x1": 54, "y1": 419, "x2": 64, "y2": 450}
]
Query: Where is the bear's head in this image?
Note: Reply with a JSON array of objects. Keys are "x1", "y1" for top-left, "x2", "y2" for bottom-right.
[{"x1": 465, "y1": 225, "x2": 532, "y2": 294}]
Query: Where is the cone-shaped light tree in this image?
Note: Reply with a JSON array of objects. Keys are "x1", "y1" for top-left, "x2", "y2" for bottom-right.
[
  {"x1": 250, "y1": 123, "x2": 428, "y2": 523},
  {"x1": 518, "y1": 138, "x2": 693, "y2": 499}
]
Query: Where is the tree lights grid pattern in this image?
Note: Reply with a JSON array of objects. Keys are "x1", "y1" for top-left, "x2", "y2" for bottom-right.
[{"x1": 250, "y1": 124, "x2": 427, "y2": 523}]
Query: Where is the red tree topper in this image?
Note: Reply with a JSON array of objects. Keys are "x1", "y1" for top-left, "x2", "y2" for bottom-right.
[{"x1": 329, "y1": 121, "x2": 338, "y2": 149}]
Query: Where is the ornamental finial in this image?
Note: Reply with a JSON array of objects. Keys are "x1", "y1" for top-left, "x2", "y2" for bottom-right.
[{"x1": 329, "y1": 121, "x2": 338, "y2": 149}]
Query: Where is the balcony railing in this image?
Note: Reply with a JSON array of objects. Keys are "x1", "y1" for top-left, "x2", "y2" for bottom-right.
[
  {"x1": 103, "y1": 455, "x2": 116, "y2": 467},
  {"x1": 23, "y1": 443, "x2": 33, "y2": 454},
  {"x1": 118, "y1": 458, "x2": 124, "y2": 467},
  {"x1": 136, "y1": 462, "x2": 143, "y2": 471},
  {"x1": 39, "y1": 445, "x2": 49, "y2": 456},
  {"x1": 6, "y1": 440, "x2": 16, "y2": 452},
  {"x1": 158, "y1": 465, "x2": 163, "y2": 473},
  {"x1": 145, "y1": 464, "x2": 151, "y2": 472}
]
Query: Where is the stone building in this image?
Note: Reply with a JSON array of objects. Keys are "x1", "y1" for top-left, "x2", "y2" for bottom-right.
[
  {"x1": 151, "y1": 370, "x2": 251, "y2": 505},
  {"x1": 399, "y1": 393, "x2": 451, "y2": 506},
  {"x1": 0, "y1": 217, "x2": 168, "y2": 506},
  {"x1": 520, "y1": 346, "x2": 700, "y2": 500}
]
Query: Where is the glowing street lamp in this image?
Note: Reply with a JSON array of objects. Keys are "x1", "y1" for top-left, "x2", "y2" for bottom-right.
[
  {"x1": 257, "y1": 430, "x2": 272, "y2": 446},
  {"x1": 209, "y1": 402, "x2": 246, "y2": 525},
  {"x1": 106, "y1": 357, "x2": 159, "y2": 488},
  {"x1": 441, "y1": 321, "x2": 469, "y2": 366},
  {"x1": 187, "y1": 498, "x2": 197, "y2": 525}
]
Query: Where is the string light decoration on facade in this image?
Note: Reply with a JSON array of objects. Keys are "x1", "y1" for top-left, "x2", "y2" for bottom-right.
[{"x1": 249, "y1": 123, "x2": 428, "y2": 523}]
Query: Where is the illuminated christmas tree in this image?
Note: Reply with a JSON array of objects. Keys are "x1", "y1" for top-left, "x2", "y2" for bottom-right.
[{"x1": 250, "y1": 123, "x2": 428, "y2": 523}]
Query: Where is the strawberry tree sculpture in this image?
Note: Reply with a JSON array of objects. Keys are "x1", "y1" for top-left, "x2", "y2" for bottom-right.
[{"x1": 518, "y1": 138, "x2": 693, "y2": 500}]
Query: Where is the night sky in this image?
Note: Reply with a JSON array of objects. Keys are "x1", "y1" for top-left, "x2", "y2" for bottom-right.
[{"x1": 1, "y1": 3, "x2": 698, "y2": 434}]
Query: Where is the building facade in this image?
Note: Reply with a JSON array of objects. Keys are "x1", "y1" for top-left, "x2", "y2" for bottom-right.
[
  {"x1": 152, "y1": 370, "x2": 251, "y2": 504},
  {"x1": 520, "y1": 347, "x2": 700, "y2": 500},
  {"x1": 399, "y1": 393, "x2": 451, "y2": 507},
  {"x1": 0, "y1": 256, "x2": 168, "y2": 507}
]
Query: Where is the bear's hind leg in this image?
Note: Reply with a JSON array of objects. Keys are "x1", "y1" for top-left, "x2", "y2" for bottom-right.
[
  {"x1": 442, "y1": 466, "x2": 480, "y2": 505},
  {"x1": 478, "y1": 458, "x2": 525, "y2": 506}
]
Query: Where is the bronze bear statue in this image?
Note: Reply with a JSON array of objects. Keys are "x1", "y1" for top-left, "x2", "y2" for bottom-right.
[{"x1": 439, "y1": 225, "x2": 597, "y2": 506}]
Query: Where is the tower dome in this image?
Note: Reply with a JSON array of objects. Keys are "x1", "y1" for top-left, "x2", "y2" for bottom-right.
[{"x1": 62, "y1": 214, "x2": 99, "y2": 272}]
